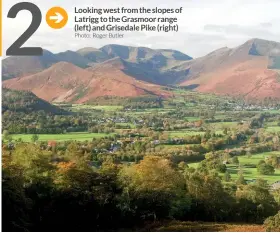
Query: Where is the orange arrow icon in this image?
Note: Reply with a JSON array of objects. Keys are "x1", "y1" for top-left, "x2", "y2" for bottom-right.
[{"x1": 46, "y1": 7, "x2": 68, "y2": 29}]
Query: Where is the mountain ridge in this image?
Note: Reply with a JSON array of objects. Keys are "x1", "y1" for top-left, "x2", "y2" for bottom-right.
[
  {"x1": 3, "y1": 61, "x2": 171, "y2": 103},
  {"x1": 3, "y1": 38, "x2": 280, "y2": 101},
  {"x1": 177, "y1": 38, "x2": 280, "y2": 99},
  {"x1": 3, "y1": 45, "x2": 193, "y2": 80}
]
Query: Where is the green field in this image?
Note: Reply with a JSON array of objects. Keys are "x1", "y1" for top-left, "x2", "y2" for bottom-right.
[
  {"x1": 263, "y1": 109, "x2": 280, "y2": 114},
  {"x1": 226, "y1": 166, "x2": 280, "y2": 184},
  {"x1": 185, "y1": 116, "x2": 201, "y2": 121},
  {"x1": 189, "y1": 152, "x2": 280, "y2": 184},
  {"x1": 70, "y1": 104, "x2": 123, "y2": 112},
  {"x1": 126, "y1": 108, "x2": 173, "y2": 116},
  {"x1": 156, "y1": 144, "x2": 199, "y2": 149},
  {"x1": 266, "y1": 126, "x2": 280, "y2": 133},
  {"x1": 167, "y1": 130, "x2": 225, "y2": 137},
  {"x1": 227, "y1": 152, "x2": 280, "y2": 183},
  {"x1": 11, "y1": 132, "x2": 114, "y2": 142},
  {"x1": 167, "y1": 130, "x2": 206, "y2": 137},
  {"x1": 208, "y1": 122, "x2": 239, "y2": 129},
  {"x1": 91, "y1": 105, "x2": 123, "y2": 111},
  {"x1": 238, "y1": 152, "x2": 280, "y2": 164}
]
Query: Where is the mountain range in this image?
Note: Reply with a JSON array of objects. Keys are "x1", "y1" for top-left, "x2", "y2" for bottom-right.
[{"x1": 3, "y1": 38, "x2": 280, "y2": 103}]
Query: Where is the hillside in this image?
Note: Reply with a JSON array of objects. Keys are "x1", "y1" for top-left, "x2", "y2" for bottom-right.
[
  {"x1": 2, "y1": 88, "x2": 64, "y2": 114},
  {"x1": 76, "y1": 47, "x2": 111, "y2": 64},
  {"x1": 2, "y1": 50, "x2": 58, "y2": 80},
  {"x1": 3, "y1": 62, "x2": 96, "y2": 103},
  {"x1": 56, "y1": 50, "x2": 91, "y2": 68},
  {"x1": 3, "y1": 45, "x2": 192, "y2": 81},
  {"x1": 176, "y1": 39, "x2": 280, "y2": 99},
  {"x1": 100, "y1": 44, "x2": 192, "y2": 64},
  {"x1": 3, "y1": 39, "x2": 280, "y2": 100},
  {"x1": 3, "y1": 61, "x2": 170, "y2": 103},
  {"x1": 83, "y1": 57, "x2": 171, "y2": 101}
]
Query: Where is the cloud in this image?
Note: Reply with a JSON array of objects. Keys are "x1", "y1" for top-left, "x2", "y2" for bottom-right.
[
  {"x1": 204, "y1": 24, "x2": 280, "y2": 39},
  {"x1": 260, "y1": 22, "x2": 273, "y2": 28},
  {"x1": 3, "y1": 0, "x2": 280, "y2": 57}
]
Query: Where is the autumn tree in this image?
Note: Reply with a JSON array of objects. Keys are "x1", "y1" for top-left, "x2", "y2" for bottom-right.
[
  {"x1": 264, "y1": 211, "x2": 280, "y2": 232},
  {"x1": 236, "y1": 179, "x2": 278, "y2": 223},
  {"x1": 10, "y1": 144, "x2": 55, "y2": 184},
  {"x1": 2, "y1": 165, "x2": 31, "y2": 231},
  {"x1": 31, "y1": 134, "x2": 39, "y2": 143},
  {"x1": 185, "y1": 170, "x2": 234, "y2": 221},
  {"x1": 257, "y1": 161, "x2": 275, "y2": 175},
  {"x1": 64, "y1": 142, "x2": 89, "y2": 169},
  {"x1": 224, "y1": 171, "x2": 231, "y2": 182},
  {"x1": 231, "y1": 156, "x2": 239, "y2": 165},
  {"x1": 236, "y1": 173, "x2": 246, "y2": 185},
  {"x1": 118, "y1": 156, "x2": 190, "y2": 221}
]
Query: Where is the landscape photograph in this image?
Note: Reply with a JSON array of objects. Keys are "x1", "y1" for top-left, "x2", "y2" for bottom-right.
[{"x1": 2, "y1": 0, "x2": 280, "y2": 232}]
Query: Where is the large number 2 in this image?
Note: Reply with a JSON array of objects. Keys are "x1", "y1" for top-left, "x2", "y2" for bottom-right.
[{"x1": 6, "y1": 2, "x2": 43, "y2": 56}]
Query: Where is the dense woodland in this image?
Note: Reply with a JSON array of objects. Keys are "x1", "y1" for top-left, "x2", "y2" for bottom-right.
[
  {"x1": 2, "y1": 144, "x2": 280, "y2": 231},
  {"x1": 2, "y1": 89, "x2": 65, "y2": 114},
  {"x1": 2, "y1": 89, "x2": 280, "y2": 231}
]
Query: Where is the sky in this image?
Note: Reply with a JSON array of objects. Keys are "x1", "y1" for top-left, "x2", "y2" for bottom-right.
[{"x1": 3, "y1": 0, "x2": 280, "y2": 58}]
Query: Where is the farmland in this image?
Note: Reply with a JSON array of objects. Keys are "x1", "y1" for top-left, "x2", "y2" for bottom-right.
[
  {"x1": 226, "y1": 152, "x2": 280, "y2": 184},
  {"x1": 3, "y1": 89, "x2": 280, "y2": 232},
  {"x1": 11, "y1": 132, "x2": 114, "y2": 142},
  {"x1": 5, "y1": 91, "x2": 280, "y2": 186},
  {"x1": 190, "y1": 152, "x2": 280, "y2": 184}
]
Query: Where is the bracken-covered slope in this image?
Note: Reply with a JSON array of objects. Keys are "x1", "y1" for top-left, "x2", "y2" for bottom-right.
[
  {"x1": 3, "y1": 61, "x2": 171, "y2": 103},
  {"x1": 176, "y1": 39, "x2": 280, "y2": 99},
  {"x1": 3, "y1": 39, "x2": 280, "y2": 100},
  {"x1": 3, "y1": 62, "x2": 95, "y2": 103},
  {"x1": 83, "y1": 57, "x2": 171, "y2": 101}
]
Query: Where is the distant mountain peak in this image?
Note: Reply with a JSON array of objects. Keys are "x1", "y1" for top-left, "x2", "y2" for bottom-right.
[
  {"x1": 246, "y1": 38, "x2": 274, "y2": 44},
  {"x1": 238, "y1": 38, "x2": 280, "y2": 56},
  {"x1": 89, "y1": 57, "x2": 126, "y2": 71},
  {"x1": 3, "y1": 39, "x2": 280, "y2": 101},
  {"x1": 76, "y1": 47, "x2": 100, "y2": 53},
  {"x1": 50, "y1": 61, "x2": 76, "y2": 68}
]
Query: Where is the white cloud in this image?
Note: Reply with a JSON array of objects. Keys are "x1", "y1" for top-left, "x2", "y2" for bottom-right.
[{"x1": 3, "y1": 0, "x2": 280, "y2": 57}]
